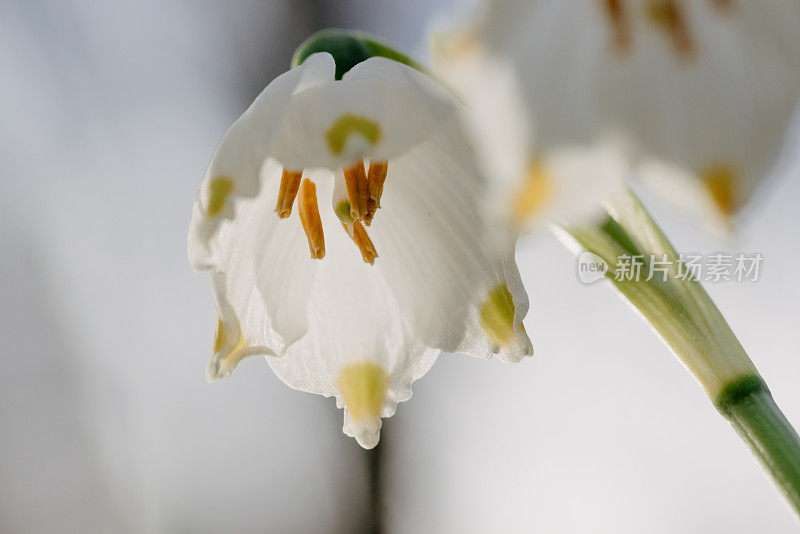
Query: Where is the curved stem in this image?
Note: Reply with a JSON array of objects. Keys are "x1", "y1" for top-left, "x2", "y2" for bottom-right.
[
  {"x1": 718, "y1": 377, "x2": 800, "y2": 515},
  {"x1": 557, "y1": 189, "x2": 800, "y2": 518}
]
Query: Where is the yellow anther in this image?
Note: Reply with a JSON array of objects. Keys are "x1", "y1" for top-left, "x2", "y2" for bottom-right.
[
  {"x1": 340, "y1": 221, "x2": 379, "y2": 265},
  {"x1": 365, "y1": 160, "x2": 389, "y2": 225},
  {"x1": 206, "y1": 176, "x2": 235, "y2": 217},
  {"x1": 479, "y1": 284, "x2": 517, "y2": 347},
  {"x1": 512, "y1": 161, "x2": 553, "y2": 225},
  {"x1": 335, "y1": 362, "x2": 388, "y2": 423},
  {"x1": 298, "y1": 179, "x2": 326, "y2": 260},
  {"x1": 646, "y1": 0, "x2": 693, "y2": 56},
  {"x1": 702, "y1": 164, "x2": 737, "y2": 217},
  {"x1": 601, "y1": 0, "x2": 631, "y2": 53},
  {"x1": 275, "y1": 168, "x2": 303, "y2": 218},
  {"x1": 347, "y1": 221, "x2": 379, "y2": 265},
  {"x1": 343, "y1": 160, "x2": 369, "y2": 222}
]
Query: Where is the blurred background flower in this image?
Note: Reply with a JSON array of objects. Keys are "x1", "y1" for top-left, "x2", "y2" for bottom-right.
[
  {"x1": 1, "y1": 1, "x2": 799, "y2": 532},
  {"x1": 432, "y1": 0, "x2": 800, "y2": 232}
]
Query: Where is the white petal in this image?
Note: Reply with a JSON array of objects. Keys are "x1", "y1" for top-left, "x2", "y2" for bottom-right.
[
  {"x1": 365, "y1": 112, "x2": 533, "y2": 362},
  {"x1": 432, "y1": 39, "x2": 533, "y2": 203},
  {"x1": 457, "y1": 229, "x2": 533, "y2": 363},
  {"x1": 263, "y1": 175, "x2": 440, "y2": 448},
  {"x1": 269, "y1": 58, "x2": 453, "y2": 170},
  {"x1": 206, "y1": 271, "x2": 273, "y2": 382},
  {"x1": 539, "y1": 140, "x2": 630, "y2": 228},
  {"x1": 189, "y1": 52, "x2": 335, "y2": 266},
  {"x1": 209, "y1": 160, "x2": 326, "y2": 360},
  {"x1": 190, "y1": 54, "x2": 534, "y2": 448},
  {"x1": 435, "y1": 0, "x2": 800, "y2": 224},
  {"x1": 628, "y1": 0, "x2": 800, "y2": 217}
]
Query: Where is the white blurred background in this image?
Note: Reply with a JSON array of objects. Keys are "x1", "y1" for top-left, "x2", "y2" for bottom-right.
[{"x1": 1, "y1": 1, "x2": 798, "y2": 532}]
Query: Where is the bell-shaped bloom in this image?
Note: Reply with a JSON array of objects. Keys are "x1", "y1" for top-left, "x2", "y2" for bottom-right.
[
  {"x1": 188, "y1": 52, "x2": 532, "y2": 448},
  {"x1": 433, "y1": 0, "x2": 800, "y2": 229}
]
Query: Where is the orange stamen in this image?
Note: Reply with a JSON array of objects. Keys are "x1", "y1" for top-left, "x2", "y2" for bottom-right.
[
  {"x1": 365, "y1": 160, "x2": 388, "y2": 225},
  {"x1": 647, "y1": 0, "x2": 693, "y2": 56},
  {"x1": 343, "y1": 160, "x2": 369, "y2": 222},
  {"x1": 275, "y1": 169, "x2": 303, "y2": 218},
  {"x1": 341, "y1": 221, "x2": 378, "y2": 265},
  {"x1": 298, "y1": 179, "x2": 325, "y2": 260},
  {"x1": 601, "y1": 0, "x2": 630, "y2": 53}
]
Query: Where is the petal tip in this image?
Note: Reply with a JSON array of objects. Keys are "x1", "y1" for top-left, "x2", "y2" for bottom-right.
[
  {"x1": 346, "y1": 416, "x2": 382, "y2": 450},
  {"x1": 336, "y1": 362, "x2": 389, "y2": 448},
  {"x1": 206, "y1": 354, "x2": 233, "y2": 383}
]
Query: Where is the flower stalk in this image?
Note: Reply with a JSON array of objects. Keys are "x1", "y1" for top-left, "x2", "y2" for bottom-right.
[
  {"x1": 719, "y1": 378, "x2": 800, "y2": 515},
  {"x1": 556, "y1": 188, "x2": 800, "y2": 517}
]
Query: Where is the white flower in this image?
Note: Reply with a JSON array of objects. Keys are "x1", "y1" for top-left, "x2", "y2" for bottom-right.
[
  {"x1": 433, "y1": 0, "x2": 800, "y2": 229},
  {"x1": 188, "y1": 53, "x2": 532, "y2": 448}
]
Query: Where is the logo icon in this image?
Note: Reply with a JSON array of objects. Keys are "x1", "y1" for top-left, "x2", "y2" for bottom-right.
[{"x1": 577, "y1": 251, "x2": 608, "y2": 284}]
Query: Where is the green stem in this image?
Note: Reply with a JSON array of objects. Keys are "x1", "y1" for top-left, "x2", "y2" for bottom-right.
[
  {"x1": 366, "y1": 433, "x2": 385, "y2": 534},
  {"x1": 558, "y1": 189, "x2": 800, "y2": 518},
  {"x1": 717, "y1": 376, "x2": 800, "y2": 515}
]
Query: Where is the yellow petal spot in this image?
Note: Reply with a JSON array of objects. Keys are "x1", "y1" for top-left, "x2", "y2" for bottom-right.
[
  {"x1": 210, "y1": 316, "x2": 249, "y2": 381},
  {"x1": 212, "y1": 316, "x2": 226, "y2": 354},
  {"x1": 212, "y1": 316, "x2": 245, "y2": 356},
  {"x1": 335, "y1": 362, "x2": 388, "y2": 423},
  {"x1": 512, "y1": 161, "x2": 553, "y2": 225},
  {"x1": 702, "y1": 164, "x2": 737, "y2": 217},
  {"x1": 480, "y1": 284, "x2": 517, "y2": 347},
  {"x1": 325, "y1": 114, "x2": 382, "y2": 155},
  {"x1": 435, "y1": 28, "x2": 483, "y2": 60},
  {"x1": 206, "y1": 176, "x2": 235, "y2": 217}
]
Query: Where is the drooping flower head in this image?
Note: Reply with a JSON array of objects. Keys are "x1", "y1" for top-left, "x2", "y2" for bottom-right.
[
  {"x1": 189, "y1": 32, "x2": 532, "y2": 448},
  {"x1": 433, "y1": 0, "x2": 800, "y2": 229}
]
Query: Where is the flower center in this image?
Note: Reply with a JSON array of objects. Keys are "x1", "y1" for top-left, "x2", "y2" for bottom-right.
[{"x1": 274, "y1": 159, "x2": 389, "y2": 264}]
